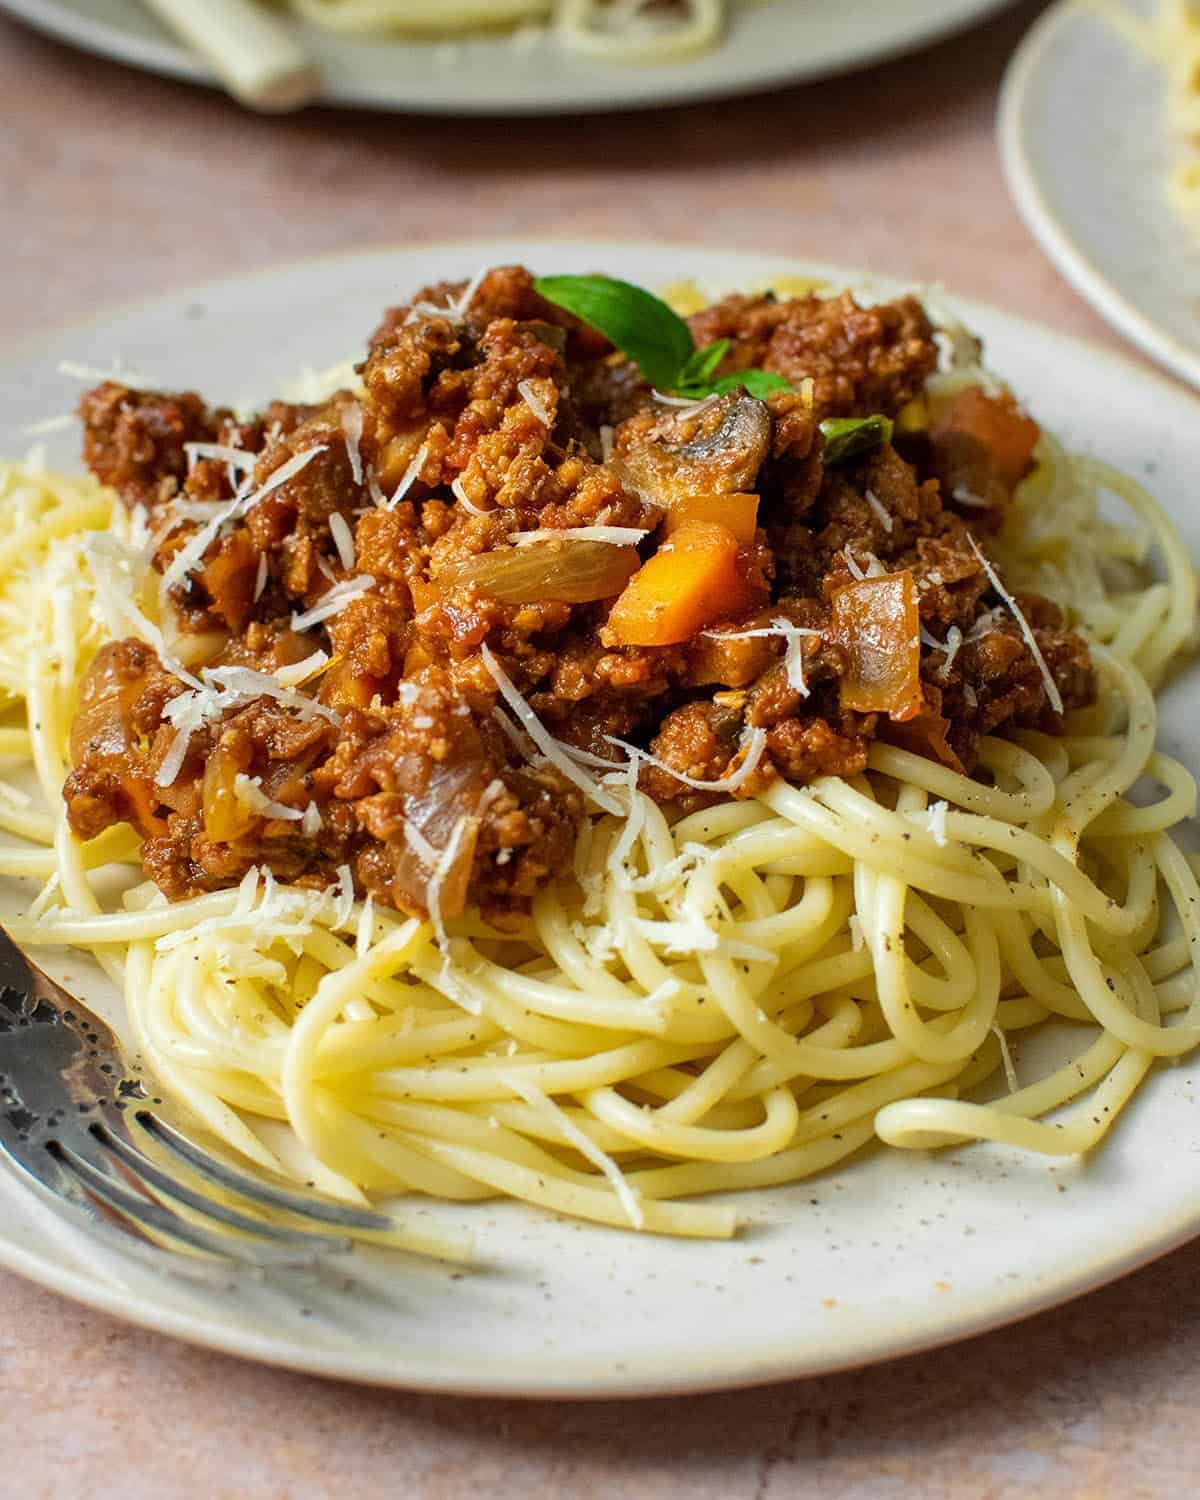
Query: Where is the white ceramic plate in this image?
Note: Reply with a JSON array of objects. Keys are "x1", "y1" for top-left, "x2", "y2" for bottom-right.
[
  {"x1": 0, "y1": 0, "x2": 1014, "y2": 115},
  {"x1": 1000, "y1": 0, "x2": 1200, "y2": 389},
  {"x1": 2, "y1": 239, "x2": 1200, "y2": 1398}
]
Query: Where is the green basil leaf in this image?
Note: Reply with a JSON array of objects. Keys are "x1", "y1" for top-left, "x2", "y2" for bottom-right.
[
  {"x1": 704, "y1": 369, "x2": 792, "y2": 399},
  {"x1": 678, "y1": 338, "x2": 730, "y2": 387},
  {"x1": 819, "y1": 414, "x2": 894, "y2": 465},
  {"x1": 534, "y1": 274, "x2": 696, "y2": 391}
]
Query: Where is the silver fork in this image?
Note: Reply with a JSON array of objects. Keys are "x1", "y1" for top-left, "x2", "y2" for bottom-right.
[{"x1": 0, "y1": 923, "x2": 394, "y2": 1271}]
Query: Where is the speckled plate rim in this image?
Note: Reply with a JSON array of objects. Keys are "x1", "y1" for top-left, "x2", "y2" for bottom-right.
[
  {"x1": 0, "y1": 0, "x2": 1017, "y2": 116},
  {"x1": 998, "y1": 0, "x2": 1200, "y2": 391},
  {"x1": 1, "y1": 238, "x2": 1200, "y2": 1399}
]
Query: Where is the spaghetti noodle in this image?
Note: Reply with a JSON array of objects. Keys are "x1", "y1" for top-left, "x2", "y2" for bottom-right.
[{"x1": 286, "y1": 0, "x2": 727, "y2": 62}]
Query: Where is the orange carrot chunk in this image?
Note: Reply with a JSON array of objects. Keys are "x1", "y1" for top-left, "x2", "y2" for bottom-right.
[
  {"x1": 833, "y1": 571, "x2": 923, "y2": 721},
  {"x1": 932, "y1": 388, "x2": 1040, "y2": 491},
  {"x1": 663, "y1": 492, "x2": 759, "y2": 545},
  {"x1": 607, "y1": 520, "x2": 750, "y2": 647}
]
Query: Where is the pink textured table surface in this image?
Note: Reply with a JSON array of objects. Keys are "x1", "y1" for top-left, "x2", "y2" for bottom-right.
[{"x1": 1, "y1": 5, "x2": 1196, "y2": 1497}]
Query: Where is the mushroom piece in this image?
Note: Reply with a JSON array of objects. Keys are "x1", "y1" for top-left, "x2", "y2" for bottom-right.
[{"x1": 615, "y1": 391, "x2": 771, "y2": 506}]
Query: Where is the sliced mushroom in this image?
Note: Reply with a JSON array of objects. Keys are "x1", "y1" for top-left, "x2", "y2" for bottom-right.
[{"x1": 616, "y1": 392, "x2": 771, "y2": 506}]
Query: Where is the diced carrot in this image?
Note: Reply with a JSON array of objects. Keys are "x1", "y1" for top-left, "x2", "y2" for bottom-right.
[
  {"x1": 606, "y1": 520, "x2": 754, "y2": 647},
  {"x1": 663, "y1": 492, "x2": 759, "y2": 545},
  {"x1": 832, "y1": 571, "x2": 923, "y2": 721},
  {"x1": 932, "y1": 388, "x2": 1040, "y2": 490}
]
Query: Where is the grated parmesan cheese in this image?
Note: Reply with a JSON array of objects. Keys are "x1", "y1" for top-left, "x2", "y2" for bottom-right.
[
  {"x1": 274, "y1": 650, "x2": 330, "y2": 688},
  {"x1": 450, "y1": 475, "x2": 486, "y2": 516},
  {"x1": 504, "y1": 1073, "x2": 644, "y2": 1230},
  {"x1": 162, "y1": 444, "x2": 326, "y2": 592},
  {"x1": 967, "y1": 536, "x2": 1063, "y2": 714},
  {"x1": 183, "y1": 442, "x2": 256, "y2": 477},
  {"x1": 340, "y1": 402, "x2": 364, "y2": 486},
  {"x1": 952, "y1": 485, "x2": 991, "y2": 509},
  {"x1": 919, "y1": 623, "x2": 964, "y2": 680},
  {"x1": 864, "y1": 488, "x2": 894, "y2": 533},
  {"x1": 253, "y1": 551, "x2": 269, "y2": 602},
  {"x1": 603, "y1": 726, "x2": 768, "y2": 795},
  {"x1": 332, "y1": 864, "x2": 355, "y2": 931},
  {"x1": 329, "y1": 512, "x2": 356, "y2": 573},
  {"x1": 517, "y1": 379, "x2": 553, "y2": 428},
  {"x1": 301, "y1": 801, "x2": 323, "y2": 836},
  {"x1": 404, "y1": 265, "x2": 489, "y2": 327},
  {"x1": 383, "y1": 443, "x2": 428, "y2": 510},
  {"x1": 925, "y1": 800, "x2": 949, "y2": 847},
  {"x1": 703, "y1": 620, "x2": 819, "y2": 699},
  {"x1": 234, "y1": 774, "x2": 304, "y2": 822},
  {"x1": 599, "y1": 424, "x2": 615, "y2": 462},
  {"x1": 156, "y1": 664, "x2": 339, "y2": 787},
  {"x1": 58, "y1": 358, "x2": 157, "y2": 389},
  {"x1": 291, "y1": 575, "x2": 375, "y2": 632},
  {"x1": 481, "y1": 645, "x2": 624, "y2": 815}
]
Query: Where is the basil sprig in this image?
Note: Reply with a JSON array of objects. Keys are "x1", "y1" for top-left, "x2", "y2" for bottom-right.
[
  {"x1": 534, "y1": 274, "x2": 791, "y2": 401},
  {"x1": 819, "y1": 414, "x2": 893, "y2": 466}
]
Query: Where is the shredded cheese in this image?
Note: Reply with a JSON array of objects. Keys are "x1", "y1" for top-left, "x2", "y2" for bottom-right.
[
  {"x1": 701, "y1": 621, "x2": 819, "y2": 698},
  {"x1": 291, "y1": 575, "x2": 375, "y2": 632},
  {"x1": 162, "y1": 444, "x2": 326, "y2": 592},
  {"x1": 953, "y1": 485, "x2": 991, "y2": 509},
  {"x1": 480, "y1": 644, "x2": 624, "y2": 815},
  {"x1": 253, "y1": 551, "x2": 269, "y2": 602},
  {"x1": 234, "y1": 774, "x2": 304, "y2": 822},
  {"x1": 864, "y1": 488, "x2": 894, "y2": 533},
  {"x1": 383, "y1": 440, "x2": 429, "y2": 509},
  {"x1": 925, "y1": 799, "x2": 949, "y2": 847},
  {"x1": 183, "y1": 442, "x2": 256, "y2": 475},
  {"x1": 603, "y1": 726, "x2": 768, "y2": 795},
  {"x1": 274, "y1": 650, "x2": 330, "y2": 688},
  {"x1": 517, "y1": 379, "x2": 553, "y2": 428},
  {"x1": 301, "y1": 801, "x2": 323, "y2": 836},
  {"x1": 919, "y1": 623, "x2": 964, "y2": 680},
  {"x1": 404, "y1": 265, "x2": 489, "y2": 326},
  {"x1": 504, "y1": 1073, "x2": 644, "y2": 1230},
  {"x1": 340, "y1": 402, "x2": 364, "y2": 486},
  {"x1": 156, "y1": 665, "x2": 339, "y2": 787},
  {"x1": 329, "y1": 512, "x2": 356, "y2": 572},
  {"x1": 967, "y1": 536, "x2": 1064, "y2": 714},
  {"x1": 58, "y1": 358, "x2": 157, "y2": 388},
  {"x1": 450, "y1": 475, "x2": 486, "y2": 516},
  {"x1": 599, "y1": 424, "x2": 615, "y2": 462}
]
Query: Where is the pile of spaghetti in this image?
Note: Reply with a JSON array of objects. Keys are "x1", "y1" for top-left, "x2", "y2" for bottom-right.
[
  {"x1": 285, "y1": 0, "x2": 727, "y2": 61},
  {"x1": 1096, "y1": 0, "x2": 1200, "y2": 229},
  {"x1": 1, "y1": 276, "x2": 1198, "y2": 1249}
]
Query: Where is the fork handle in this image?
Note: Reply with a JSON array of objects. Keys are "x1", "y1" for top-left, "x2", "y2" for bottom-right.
[{"x1": 140, "y1": 0, "x2": 321, "y2": 112}]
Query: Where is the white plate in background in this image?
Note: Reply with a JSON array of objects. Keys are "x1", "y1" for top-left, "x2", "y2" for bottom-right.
[
  {"x1": 0, "y1": 0, "x2": 1014, "y2": 115},
  {"x1": 1, "y1": 238, "x2": 1199, "y2": 1397},
  {"x1": 1000, "y1": 0, "x2": 1200, "y2": 388}
]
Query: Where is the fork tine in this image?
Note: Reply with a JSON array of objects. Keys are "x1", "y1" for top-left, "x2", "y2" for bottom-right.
[
  {"x1": 90, "y1": 1123, "x2": 353, "y2": 1255},
  {"x1": 135, "y1": 1112, "x2": 397, "y2": 1233},
  {"x1": 50, "y1": 1141, "x2": 336, "y2": 1268}
]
